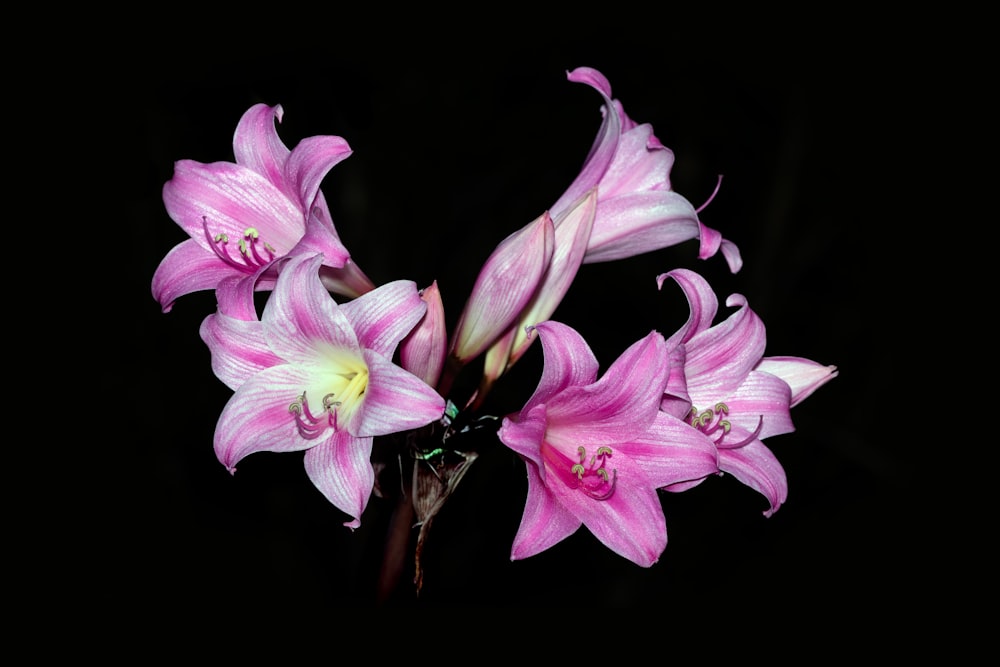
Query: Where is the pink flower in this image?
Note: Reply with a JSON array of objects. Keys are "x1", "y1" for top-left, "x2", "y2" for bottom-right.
[
  {"x1": 657, "y1": 269, "x2": 838, "y2": 516},
  {"x1": 472, "y1": 66, "x2": 745, "y2": 400},
  {"x1": 152, "y1": 103, "x2": 374, "y2": 312},
  {"x1": 199, "y1": 253, "x2": 445, "y2": 528},
  {"x1": 557, "y1": 67, "x2": 743, "y2": 272},
  {"x1": 497, "y1": 321, "x2": 718, "y2": 566}
]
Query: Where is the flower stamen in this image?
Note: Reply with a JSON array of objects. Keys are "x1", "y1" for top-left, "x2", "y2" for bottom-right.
[
  {"x1": 689, "y1": 403, "x2": 762, "y2": 448},
  {"x1": 203, "y1": 217, "x2": 277, "y2": 272},
  {"x1": 569, "y1": 445, "x2": 617, "y2": 500},
  {"x1": 289, "y1": 391, "x2": 339, "y2": 439}
]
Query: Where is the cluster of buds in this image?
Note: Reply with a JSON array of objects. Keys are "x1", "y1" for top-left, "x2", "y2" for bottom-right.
[{"x1": 152, "y1": 66, "x2": 836, "y2": 593}]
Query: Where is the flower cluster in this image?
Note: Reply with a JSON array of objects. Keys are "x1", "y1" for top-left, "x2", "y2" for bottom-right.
[{"x1": 152, "y1": 66, "x2": 836, "y2": 589}]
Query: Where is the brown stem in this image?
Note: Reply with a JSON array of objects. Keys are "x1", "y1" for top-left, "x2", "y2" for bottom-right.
[{"x1": 376, "y1": 479, "x2": 415, "y2": 604}]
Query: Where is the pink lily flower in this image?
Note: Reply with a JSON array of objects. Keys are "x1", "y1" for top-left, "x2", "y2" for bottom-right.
[
  {"x1": 558, "y1": 67, "x2": 742, "y2": 272},
  {"x1": 473, "y1": 65, "x2": 746, "y2": 403},
  {"x1": 656, "y1": 269, "x2": 838, "y2": 516},
  {"x1": 152, "y1": 103, "x2": 375, "y2": 313},
  {"x1": 497, "y1": 321, "x2": 719, "y2": 567},
  {"x1": 199, "y1": 253, "x2": 446, "y2": 528}
]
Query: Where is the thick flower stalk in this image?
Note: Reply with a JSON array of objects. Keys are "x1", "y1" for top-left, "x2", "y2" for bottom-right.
[
  {"x1": 152, "y1": 103, "x2": 375, "y2": 313},
  {"x1": 199, "y1": 253, "x2": 446, "y2": 528},
  {"x1": 497, "y1": 321, "x2": 718, "y2": 566},
  {"x1": 656, "y1": 269, "x2": 838, "y2": 516}
]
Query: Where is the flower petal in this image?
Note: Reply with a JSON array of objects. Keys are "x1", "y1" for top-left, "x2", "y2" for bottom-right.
[
  {"x1": 509, "y1": 463, "x2": 581, "y2": 561},
  {"x1": 501, "y1": 188, "x2": 598, "y2": 372},
  {"x1": 550, "y1": 68, "x2": 622, "y2": 219},
  {"x1": 755, "y1": 356, "x2": 839, "y2": 407},
  {"x1": 723, "y1": 370, "x2": 795, "y2": 440},
  {"x1": 303, "y1": 431, "x2": 375, "y2": 529},
  {"x1": 583, "y1": 191, "x2": 702, "y2": 264},
  {"x1": 351, "y1": 350, "x2": 445, "y2": 437},
  {"x1": 400, "y1": 281, "x2": 447, "y2": 387},
  {"x1": 545, "y1": 331, "x2": 670, "y2": 442},
  {"x1": 199, "y1": 311, "x2": 279, "y2": 391},
  {"x1": 262, "y1": 254, "x2": 360, "y2": 366},
  {"x1": 213, "y1": 364, "x2": 315, "y2": 470},
  {"x1": 626, "y1": 412, "x2": 720, "y2": 489},
  {"x1": 450, "y1": 211, "x2": 554, "y2": 364},
  {"x1": 152, "y1": 239, "x2": 242, "y2": 313},
  {"x1": 685, "y1": 293, "x2": 767, "y2": 402},
  {"x1": 232, "y1": 103, "x2": 290, "y2": 193},
  {"x1": 718, "y1": 440, "x2": 788, "y2": 517},
  {"x1": 544, "y1": 458, "x2": 666, "y2": 567},
  {"x1": 341, "y1": 279, "x2": 427, "y2": 357},
  {"x1": 657, "y1": 268, "x2": 719, "y2": 348},
  {"x1": 519, "y1": 320, "x2": 599, "y2": 415},
  {"x1": 163, "y1": 159, "x2": 305, "y2": 252},
  {"x1": 285, "y1": 134, "x2": 353, "y2": 218}
]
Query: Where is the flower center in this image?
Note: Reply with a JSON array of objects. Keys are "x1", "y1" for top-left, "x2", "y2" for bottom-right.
[
  {"x1": 569, "y1": 445, "x2": 617, "y2": 500},
  {"x1": 288, "y1": 368, "x2": 369, "y2": 439},
  {"x1": 689, "y1": 402, "x2": 763, "y2": 449},
  {"x1": 203, "y1": 217, "x2": 277, "y2": 272}
]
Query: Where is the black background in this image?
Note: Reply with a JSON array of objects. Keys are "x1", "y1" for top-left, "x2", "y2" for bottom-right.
[{"x1": 84, "y1": 11, "x2": 978, "y2": 627}]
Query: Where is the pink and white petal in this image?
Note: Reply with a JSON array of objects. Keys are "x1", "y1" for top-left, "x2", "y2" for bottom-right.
[
  {"x1": 657, "y1": 269, "x2": 719, "y2": 348},
  {"x1": 660, "y1": 345, "x2": 692, "y2": 419},
  {"x1": 199, "y1": 312, "x2": 279, "y2": 391},
  {"x1": 288, "y1": 211, "x2": 351, "y2": 269},
  {"x1": 505, "y1": 190, "x2": 597, "y2": 371},
  {"x1": 548, "y1": 467, "x2": 666, "y2": 567},
  {"x1": 522, "y1": 321, "x2": 599, "y2": 414},
  {"x1": 662, "y1": 476, "x2": 712, "y2": 493},
  {"x1": 598, "y1": 122, "x2": 675, "y2": 198},
  {"x1": 262, "y1": 254, "x2": 361, "y2": 365},
  {"x1": 545, "y1": 331, "x2": 669, "y2": 441},
  {"x1": 584, "y1": 191, "x2": 701, "y2": 264},
  {"x1": 303, "y1": 431, "x2": 375, "y2": 529},
  {"x1": 351, "y1": 351, "x2": 444, "y2": 437},
  {"x1": 400, "y1": 281, "x2": 447, "y2": 387},
  {"x1": 626, "y1": 412, "x2": 720, "y2": 489},
  {"x1": 719, "y1": 238, "x2": 743, "y2": 273},
  {"x1": 718, "y1": 440, "x2": 788, "y2": 518},
  {"x1": 152, "y1": 239, "x2": 243, "y2": 313},
  {"x1": 755, "y1": 356, "x2": 839, "y2": 407},
  {"x1": 497, "y1": 406, "x2": 548, "y2": 468},
  {"x1": 723, "y1": 371, "x2": 795, "y2": 440},
  {"x1": 685, "y1": 294, "x2": 766, "y2": 399},
  {"x1": 285, "y1": 134, "x2": 353, "y2": 214},
  {"x1": 163, "y1": 160, "x2": 306, "y2": 253},
  {"x1": 550, "y1": 68, "x2": 621, "y2": 220},
  {"x1": 213, "y1": 364, "x2": 316, "y2": 471},
  {"x1": 232, "y1": 104, "x2": 291, "y2": 197},
  {"x1": 449, "y1": 211, "x2": 554, "y2": 363},
  {"x1": 317, "y1": 259, "x2": 377, "y2": 300},
  {"x1": 510, "y1": 463, "x2": 581, "y2": 561},
  {"x1": 341, "y1": 280, "x2": 426, "y2": 357},
  {"x1": 213, "y1": 269, "x2": 274, "y2": 322}
]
